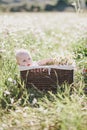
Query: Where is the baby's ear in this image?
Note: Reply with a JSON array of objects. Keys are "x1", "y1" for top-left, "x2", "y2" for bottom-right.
[
  {"x1": 16, "y1": 60, "x2": 20, "y2": 65},
  {"x1": 14, "y1": 49, "x2": 18, "y2": 55}
]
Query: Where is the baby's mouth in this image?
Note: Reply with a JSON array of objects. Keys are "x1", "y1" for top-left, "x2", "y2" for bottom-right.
[{"x1": 27, "y1": 64, "x2": 31, "y2": 66}]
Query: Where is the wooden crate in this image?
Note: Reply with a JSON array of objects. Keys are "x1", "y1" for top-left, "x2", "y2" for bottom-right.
[{"x1": 20, "y1": 65, "x2": 74, "y2": 91}]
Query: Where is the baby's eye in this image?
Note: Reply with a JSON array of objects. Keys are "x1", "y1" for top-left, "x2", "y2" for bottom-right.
[
  {"x1": 23, "y1": 60, "x2": 26, "y2": 62},
  {"x1": 28, "y1": 58, "x2": 31, "y2": 60}
]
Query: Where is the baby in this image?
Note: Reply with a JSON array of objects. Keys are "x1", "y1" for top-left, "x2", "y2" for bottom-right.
[
  {"x1": 16, "y1": 49, "x2": 54, "y2": 67},
  {"x1": 16, "y1": 49, "x2": 38, "y2": 66}
]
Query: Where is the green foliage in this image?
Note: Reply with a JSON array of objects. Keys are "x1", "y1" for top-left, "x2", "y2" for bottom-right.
[
  {"x1": 0, "y1": 12, "x2": 87, "y2": 130},
  {"x1": 70, "y1": 38, "x2": 87, "y2": 69},
  {"x1": 72, "y1": 39, "x2": 87, "y2": 59}
]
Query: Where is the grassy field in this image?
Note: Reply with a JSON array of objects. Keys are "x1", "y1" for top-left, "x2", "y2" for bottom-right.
[{"x1": 0, "y1": 12, "x2": 87, "y2": 130}]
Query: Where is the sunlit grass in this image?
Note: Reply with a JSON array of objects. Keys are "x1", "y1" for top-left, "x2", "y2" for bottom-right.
[{"x1": 0, "y1": 12, "x2": 87, "y2": 130}]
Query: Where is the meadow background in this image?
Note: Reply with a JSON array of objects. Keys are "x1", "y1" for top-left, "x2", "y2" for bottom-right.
[{"x1": 0, "y1": 12, "x2": 87, "y2": 130}]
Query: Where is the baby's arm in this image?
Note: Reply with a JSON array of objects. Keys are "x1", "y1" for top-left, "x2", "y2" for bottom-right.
[{"x1": 37, "y1": 58, "x2": 54, "y2": 66}]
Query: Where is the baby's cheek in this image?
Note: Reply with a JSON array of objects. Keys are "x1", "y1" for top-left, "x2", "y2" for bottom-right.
[
  {"x1": 21, "y1": 62, "x2": 26, "y2": 66},
  {"x1": 24, "y1": 62, "x2": 28, "y2": 66}
]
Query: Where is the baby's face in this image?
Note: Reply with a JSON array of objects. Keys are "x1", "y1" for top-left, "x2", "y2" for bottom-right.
[{"x1": 17, "y1": 53, "x2": 33, "y2": 66}]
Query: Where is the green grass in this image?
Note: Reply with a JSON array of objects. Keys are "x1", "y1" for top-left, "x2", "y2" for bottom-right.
[{"x1": 0, "y1": 12, "x2": 87, "y2": 130}]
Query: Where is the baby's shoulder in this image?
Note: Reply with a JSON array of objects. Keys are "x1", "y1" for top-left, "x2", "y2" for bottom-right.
[{"x1": 32, "y1": 61, "x2": 38, "y2": 66}]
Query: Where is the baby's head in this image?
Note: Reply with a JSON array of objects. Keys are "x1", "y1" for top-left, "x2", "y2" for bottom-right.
[{"x1": 16, "y1": 49, "x2": 33, "y2": 66}]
